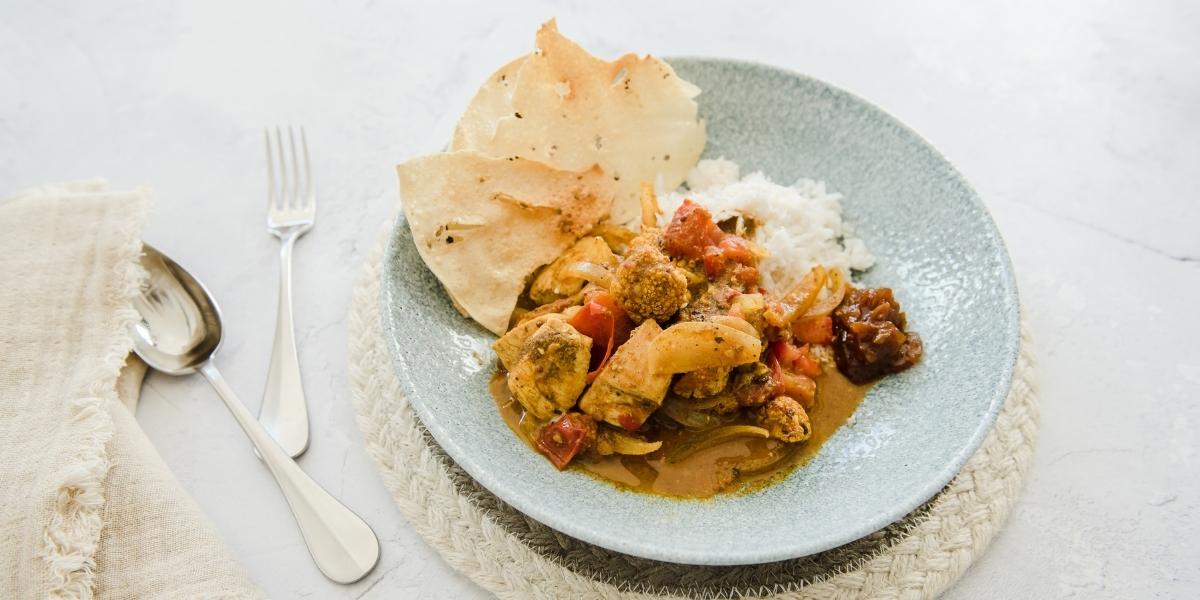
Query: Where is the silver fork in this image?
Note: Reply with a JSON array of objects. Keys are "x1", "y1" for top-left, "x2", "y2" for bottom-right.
[{"x1": 262, "y1": 126, "x2": 313, "y2": 458}]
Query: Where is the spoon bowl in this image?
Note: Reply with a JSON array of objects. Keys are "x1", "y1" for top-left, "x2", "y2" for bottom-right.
[{"x1": 130, "y1": 246, "x2": 221, "y2": 375}]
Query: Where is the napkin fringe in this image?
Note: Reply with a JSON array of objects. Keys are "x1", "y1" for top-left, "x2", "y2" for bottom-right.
[
  {"x1": 40, "y1": 396, "x2": 115, "y2": 599},
  {"x1": 36, "y1": 186, "x2": 151, "y2": 599}
]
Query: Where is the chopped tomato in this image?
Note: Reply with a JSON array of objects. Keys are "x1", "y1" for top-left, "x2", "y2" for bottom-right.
[
  {"x1": 569, "y1": 291, "x2": 632, "y2": 382},
  {"x1": 772, "y1": 339, "x2": 822, "y2": 378},
  {"x1": 794, "y1": 345, "x2": 822, "y2": 377},
  {"x1": 793, "y1": 315, "x2": 834, "y2": 345},
  {"x1": 780, "y1": 372, "x2": 817, "y2": 408},
  {"x1": 731, "y1": 265, "x2": 760, "y2": 287},
  {"x1": 586, "y1": 290, "x2": 633, "y2": 345},
  {"x1": 663, "y1": 200, "x2": 759, "y2": 286},
  {"x1": 617, "y1": 413, "x2": 643, "y2": 432},
  {"x1": 771, "y1": 342, "x2": 819, "y2": 408},
  {"x1": 702, "y1": 245, "x2": 725, "y2": 277},
  {"x1": 662, "y1": 199, "x2": 723, "y2": 260},
  {"x1": 569, "y1": 301, "x2": 612, "y2": 369},
  {"x1": 536, "y1": 413, "x2": 597, "y2": 470},
  {"x1": 712, "y1": 285, "x2": 741, "y2": 306},
  {"x1": 717, "y1": 236, "x2": 755, "y2": 265},
  {"x1": 699, "y1": 229, "x2": 759, "y2": 279},
  {"x1": 770, "y1": 339, "x2": 805, "y2": 367},
  {"x1": 768, "y1": 355, "x2": 785, "y2": 391}
]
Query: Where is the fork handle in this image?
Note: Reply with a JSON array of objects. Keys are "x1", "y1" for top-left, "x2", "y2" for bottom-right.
[
  {"x1": 200, "y1": 361, "x2": 379, "y2": 583},
  {"x1": 261, "y1": 232, "x2": 310, "y2": 458}
]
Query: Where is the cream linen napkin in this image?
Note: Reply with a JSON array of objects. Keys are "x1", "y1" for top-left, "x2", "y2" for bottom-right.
[{"x1": 0, "y1": 182, "x2": 263, "y2": 600}]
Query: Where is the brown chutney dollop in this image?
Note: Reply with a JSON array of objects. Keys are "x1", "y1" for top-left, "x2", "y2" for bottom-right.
[{"x1": 831, "y1": 287, "x2": 923, "y2": 384}]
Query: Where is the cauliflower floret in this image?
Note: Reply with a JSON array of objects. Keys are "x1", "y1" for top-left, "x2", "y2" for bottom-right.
[
  {"x1": 613, "y1": 240, "x2": 689, "y2": 322},
  {"x1": 756, "y1": 396, "x2": 812, "y2": 442}
]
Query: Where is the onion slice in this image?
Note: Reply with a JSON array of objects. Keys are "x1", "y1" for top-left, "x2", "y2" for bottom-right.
[
  {"x1": 803, "y1": 267, "x2": 847, "y2": 318},
  {"x1": 660, "y1": 397, "x2": 720, "y2": 429},
  {"x1": 639, "y1": 182, "x2": 660, "y2": 230},
  {"x1": 766, "y1": 266, "x2": 827, "y2": 327},
  {"x1": 597, "y1": 428, "x2": 663, "y2": 456},
  {"x1": 708, "y1": 315, "x2": 758, "y2": 338},
  {"x1": 649, "y1": 321, "x2": 762, "y2": 375},
  {"x1": 591, "y1": 222, "x2": 637, "y2": 254},
  {"x1": 734, "y1": 444, "x2": 798, "y2": 475},
  {"x1": 563, "y1": 261, "x2": 615, "y2": 290},
  {"x1": 665, "y1": 425, "x2": 770, "y2": 463}
]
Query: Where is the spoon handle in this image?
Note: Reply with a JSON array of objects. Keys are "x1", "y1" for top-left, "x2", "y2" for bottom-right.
[
  {"x1": 199, "y1": 361, "x2": 379, "y2": 584},
  {"x1": 260, "y1": 232, "x2": 310, "y2": 458}
]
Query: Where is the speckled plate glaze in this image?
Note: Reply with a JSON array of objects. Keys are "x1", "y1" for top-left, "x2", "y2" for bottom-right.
[{"x1": 381, "y1": 58, "x2": 1019, "y2": 565}]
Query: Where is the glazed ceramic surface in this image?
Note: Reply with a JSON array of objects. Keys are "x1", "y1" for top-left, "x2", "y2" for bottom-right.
[{"x1": 381, "y1": 58, "x2": 1019, "y2": 565}]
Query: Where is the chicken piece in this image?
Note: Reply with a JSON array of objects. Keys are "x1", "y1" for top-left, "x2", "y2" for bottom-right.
[
  {"x1": 729, "y1": 362, "x2": 780, "y2": 408},
  {"x1": 529, "y1": 236, "x2": 618, "y2": 305},
  {"x1": 507, "y1": 319, "x2": 592, "y2": 419},
  {"x1": 672, "y1": 366, "x2": 732, "y2": 398},
  {"x1": 493, "y1": 314, "x2": 562, "y2": 370},
  {"x1": 515, "y1": 286, "x2": 589, "y2": 327},
  {"x1": 579, "y1": 320, "x2": 671, "y2": 430},
  {"x1": 756, "y1": 396, "x2": 812, "y2": 442},
  {"x1": 613, "y1": 241, "x2": 690, "y2": 322},
  {"x1": 580, "y1": 383, "x2": 659, "y2": 432}
]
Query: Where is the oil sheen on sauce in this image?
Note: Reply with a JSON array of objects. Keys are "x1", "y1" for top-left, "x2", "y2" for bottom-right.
[{"x1": 490, "y1": 369, "x2": 870, "y2": 499}]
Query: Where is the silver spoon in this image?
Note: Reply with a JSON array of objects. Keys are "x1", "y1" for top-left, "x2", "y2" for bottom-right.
[{"x1": 129, "y1": 244, "x2": 379, "y2": 584}]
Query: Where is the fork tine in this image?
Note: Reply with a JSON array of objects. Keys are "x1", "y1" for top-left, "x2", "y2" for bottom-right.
[
  {"x1": 300, "y1": 127, "x2": 313, "y2": 206},
  {"x1": 288, "y1": 126, "x2": 301, "y2": 209},
  {"x1": 275, "y1": 127, "x2": 288, "y2": 208},
  {"x1": 265, "y1": 129, "x2": 276, "y2": 209}
]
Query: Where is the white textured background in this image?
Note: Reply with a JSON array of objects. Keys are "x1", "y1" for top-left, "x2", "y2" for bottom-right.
[{"x1": 2, "y1": 1, "x2": 1198, "y2": 598}]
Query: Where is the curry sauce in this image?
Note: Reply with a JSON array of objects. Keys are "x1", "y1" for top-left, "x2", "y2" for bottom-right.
[{"x1": 491, "y1": 368, "x2": 869, "y2": 498}]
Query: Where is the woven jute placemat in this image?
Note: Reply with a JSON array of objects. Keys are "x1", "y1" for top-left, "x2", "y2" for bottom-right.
[{"x1": 349, "y1": 221, "x2": 1039, "y2": 599}]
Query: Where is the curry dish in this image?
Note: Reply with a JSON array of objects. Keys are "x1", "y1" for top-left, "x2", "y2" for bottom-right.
[
  {"x1": 493, "y1": 364, "x2": 869, "y2": 497},
  {"x1": 490, "y1": 185, "x2": 923, "y2": 497}
]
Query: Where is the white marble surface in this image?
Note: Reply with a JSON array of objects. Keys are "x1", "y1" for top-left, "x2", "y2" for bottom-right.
[{"x1": 3, "y1": 1, "x2": 1198, "y2": 598}]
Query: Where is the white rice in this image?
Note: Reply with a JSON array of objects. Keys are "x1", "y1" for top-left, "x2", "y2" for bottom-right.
[{"x1": 661, "y1": 158, "x2": 874, "y2": 293}]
